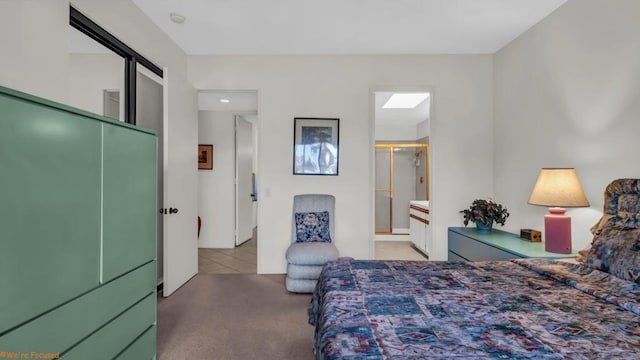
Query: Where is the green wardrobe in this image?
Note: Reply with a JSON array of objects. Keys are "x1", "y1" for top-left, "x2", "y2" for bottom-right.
[{"x1": 0, "y1": 85, "x2": 157, "y2": 359}]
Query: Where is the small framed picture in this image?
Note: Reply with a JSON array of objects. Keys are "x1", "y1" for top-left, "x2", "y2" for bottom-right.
[
  {"x1": 293, "y1": 118, "x2": 339, "y2": 175},
  {"x1": 198, "y1": 144, "x2": 213, "y2": 170}
]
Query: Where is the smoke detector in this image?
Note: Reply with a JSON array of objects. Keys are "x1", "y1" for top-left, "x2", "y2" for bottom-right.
[{"x1": 169, "y1": 12, "x2": 186, "y2": 24}]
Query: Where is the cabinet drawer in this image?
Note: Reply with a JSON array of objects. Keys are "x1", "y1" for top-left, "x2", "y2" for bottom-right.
[
  {"x1": 64, "y1": 293, "x2": 156, "y2": 360},
  {"x1": 409, "y1": 208, "x2": 429, "y2": 224},
  {"x1": 0, "y1": 261, "x2": 155, "y2": 354},
  {"x1": 448, "y1": 232, "x2": 520, "y2": 261},
  {"x1": 115, "y1": 325, "x2": 156, "y2": 360},
  {"x1": 448, "y1": 251, "x2": 467, "y2": 261},
  {"x1": 409, "y1": 206, "x2": 429, "y2": 219}
]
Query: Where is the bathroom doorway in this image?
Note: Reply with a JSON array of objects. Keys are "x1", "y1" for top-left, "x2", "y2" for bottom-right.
[
  {"x1": 375, "y1": 143, "x2": 429, "y2": 235},
  {"x1": 372, "y1": 89, "x2": 431, "y2": 260}
]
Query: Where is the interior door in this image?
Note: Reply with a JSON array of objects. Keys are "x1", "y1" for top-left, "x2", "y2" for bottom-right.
[
  {"x1": 375, "y1": 146, "x2": 392, "y2": 234},
  {"x1": 161, "y1": 69, "x2": 199, "y2": 297},
  {"x1": 137, "y1": 66, "x2": 198, "y2": 296},
  {"x1": 235, "y1": 116, "x2": 254, "y2": 246}
]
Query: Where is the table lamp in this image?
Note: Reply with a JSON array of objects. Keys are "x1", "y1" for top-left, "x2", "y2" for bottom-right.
[{"x1": 528, "y1": 168, "x2": 590, "y2": 254}]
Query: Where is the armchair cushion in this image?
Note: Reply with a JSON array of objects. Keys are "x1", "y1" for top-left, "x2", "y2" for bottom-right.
[
  {"x1": 287, "y1": 263, "x2": 324, "y2": 280},
  {"x1": 286, "y1": 242, "x2": 339, "y2": 265},
  {"x1": 294, "y1": 211, "x2": 332, "y2": 242},
  {"x1": 285, "y1": 278, "x2": 317, "y2": 293}
]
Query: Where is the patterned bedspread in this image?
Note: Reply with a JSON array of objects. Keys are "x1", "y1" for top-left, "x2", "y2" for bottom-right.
[{"x1": 309, "y1": 258, "x2": 640, "y2": 359}]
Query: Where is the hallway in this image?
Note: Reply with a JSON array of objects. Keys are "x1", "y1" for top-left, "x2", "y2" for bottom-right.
[{"x1": 198, "y1": 238, "x2": 257, "y2": 274}]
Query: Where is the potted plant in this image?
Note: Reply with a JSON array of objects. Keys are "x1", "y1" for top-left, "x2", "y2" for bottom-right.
[{"x1": 460, "y1": 199, "x2": 509, "y2": 233}]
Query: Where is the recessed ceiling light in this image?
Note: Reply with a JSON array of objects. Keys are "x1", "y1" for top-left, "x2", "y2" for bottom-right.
[
  {"x1": 382, "y1": 93, "x2": 429, "y2": 109},
  {"x1": 169, "y1": 12, "x2": 186, "y2": 24},
  {"x1": 219, "y1": 98, "x2": 230, "y2": 103}
]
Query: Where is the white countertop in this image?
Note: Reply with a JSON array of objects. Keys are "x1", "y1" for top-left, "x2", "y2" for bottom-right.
[{"x1": 410, "y1": 200, "x2": 429, "y2": 209}]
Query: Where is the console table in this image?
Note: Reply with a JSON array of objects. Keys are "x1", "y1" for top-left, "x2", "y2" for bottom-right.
[{"x1": 448, "y1": 227, "x2": 577, "y2": 261}]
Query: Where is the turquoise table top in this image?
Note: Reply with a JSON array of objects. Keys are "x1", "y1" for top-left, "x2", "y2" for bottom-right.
[{"x1": 449, "y1": 227, "x2": 578, "y2": 259}]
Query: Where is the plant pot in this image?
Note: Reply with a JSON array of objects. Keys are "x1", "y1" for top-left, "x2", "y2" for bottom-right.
[{"x1": 476, "y1": 222, "x2": 493, "y2": 233}]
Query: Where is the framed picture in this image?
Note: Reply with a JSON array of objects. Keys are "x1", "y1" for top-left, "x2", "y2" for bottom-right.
[
  {"x1": 293, "y1": 117, "x2": 339, "y2": 175},
  {"x1": 198, "y1": 144, "x2": 213, "y2": 170}
]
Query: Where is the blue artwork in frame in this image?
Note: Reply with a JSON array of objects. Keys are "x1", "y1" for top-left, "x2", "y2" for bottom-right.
[{"x1": 293, "y1": 117, "x2": 339, "y2": 175}]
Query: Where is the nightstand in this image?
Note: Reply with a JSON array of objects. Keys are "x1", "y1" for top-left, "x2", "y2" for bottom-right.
[{"x1": 448, "y1": 227, "x2": 577, "y2": 261}]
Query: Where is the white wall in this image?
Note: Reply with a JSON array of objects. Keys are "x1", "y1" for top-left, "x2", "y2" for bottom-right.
[
  {"x1": 493, "y1": 0, "x2": 640, "y2": 250},
  {"x1": 375, "y1": 123, "x2": 417, "y2": 141},
  {"x1": 416, "y1": 120, "x2": 430, "y2": 140},
  {"x1": 0, "y1": 0, "x2": 69, "y2": 103},
  {"x1": 68, "y1": 54, "x2": 124, "y2": 117},
  {"x1": 198, "y1": 110, "x2": 236, "y2": 248},
  {"x1": 189, "y1": 55, "x2": 494, "y2": 273}
]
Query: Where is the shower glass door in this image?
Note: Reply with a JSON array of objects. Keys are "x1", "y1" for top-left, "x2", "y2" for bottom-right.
[
  {"x1": 375, "y1": 147, "x2": 392, "y2": 233},
  {"x1": 375, "y1": 144, "x2": 429, "y2": 235}
]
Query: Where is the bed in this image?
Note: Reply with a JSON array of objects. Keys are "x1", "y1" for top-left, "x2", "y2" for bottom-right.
[{"x1": 309, "y1": 179, "x2": 640, "y2": 359}]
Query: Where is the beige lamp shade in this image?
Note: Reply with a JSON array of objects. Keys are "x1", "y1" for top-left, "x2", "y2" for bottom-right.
[{"x1": 528, "y1": 168, "x2": 590, "y2": 207}]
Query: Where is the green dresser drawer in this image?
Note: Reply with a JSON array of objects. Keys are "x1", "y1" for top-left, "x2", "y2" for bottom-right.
[
  {"x1": 115, "y1": 325, "x2": 156, "y2": 360},
  {"x1": 63, "y1": 293, "x2": 156, "y2": 360},
  {"x1": 0, "y1": 261, "x2": 155, "y2": 355},
  {"x1": 0, "y1": 93, "x2": 102, "y2": 334},
  {"x1": 448, "y1": 229, "x2": 521, "y2": 261}
]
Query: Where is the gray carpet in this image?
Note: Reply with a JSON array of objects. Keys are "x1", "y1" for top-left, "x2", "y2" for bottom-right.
[{"x1": 157, "y1": 274, "x2": 315, "y2": 360}]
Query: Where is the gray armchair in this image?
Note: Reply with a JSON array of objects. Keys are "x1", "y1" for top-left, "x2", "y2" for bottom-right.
[{"x1": 285, "y1": 194, "x2": 339, "y2": 292}]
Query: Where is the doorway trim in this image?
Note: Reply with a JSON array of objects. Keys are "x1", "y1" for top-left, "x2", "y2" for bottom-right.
[
  {"x1": 369, "y1": 85, "x2": 435, "y2": 260},
  {"x1": 196, "y1": 89, "x2": 261, "y2": 272}
]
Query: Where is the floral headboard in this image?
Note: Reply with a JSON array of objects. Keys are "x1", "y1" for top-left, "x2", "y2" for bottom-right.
[
  {"x1": 585, "y1": 178, "x2": 640, "y2": 283},
  {"x1": 602, "y1": 178, "x2": 640, "y2": 229}
]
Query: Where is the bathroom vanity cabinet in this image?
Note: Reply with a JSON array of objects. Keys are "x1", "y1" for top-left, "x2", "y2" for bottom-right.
[{"x1": 409, "y1": 201, "x2": 430, "y2": 257}]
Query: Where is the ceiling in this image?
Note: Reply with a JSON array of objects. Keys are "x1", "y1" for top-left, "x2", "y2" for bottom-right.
[
  {"x1": 73, "y1": 1, "x2": 568, "y2": 117},
  {"x1": 131, "y1": 0, "x2": 567, "y2": 55},
  {"x1": 198, "y1": 91, "x2": 258, "y2": 112}
]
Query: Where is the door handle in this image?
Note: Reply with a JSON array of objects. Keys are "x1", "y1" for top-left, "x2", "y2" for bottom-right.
[{"x1": 159, "y1": 208, "x2": 179, "y2": 214}]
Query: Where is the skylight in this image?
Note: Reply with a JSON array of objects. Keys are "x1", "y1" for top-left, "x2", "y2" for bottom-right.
[{"x1": 382, "y1": 93, "x2": 429, "y2": 109}]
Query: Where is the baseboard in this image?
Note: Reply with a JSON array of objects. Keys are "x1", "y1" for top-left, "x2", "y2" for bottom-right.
[
  {"x1": 375, "y1": 234, "x2": 411, "y2": 242},
  {"x1": 392, "y1": 227, "x2": 409, "y2": 234}
]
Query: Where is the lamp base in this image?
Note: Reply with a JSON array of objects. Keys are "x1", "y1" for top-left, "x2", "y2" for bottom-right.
[{"x1": 544, "y1": 207, "x2": 572, "y2": 254}]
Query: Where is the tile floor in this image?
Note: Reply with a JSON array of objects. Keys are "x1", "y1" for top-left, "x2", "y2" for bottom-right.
[
  {"x1": 198, "y1": 239, "x2": 426, "y2": 275},
  {"x1": 198, "y1": 238, "x2": 257, "y2": 274},
  {"x1": 374, "y1": 241, "x2": 429, "y2": 261}
]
